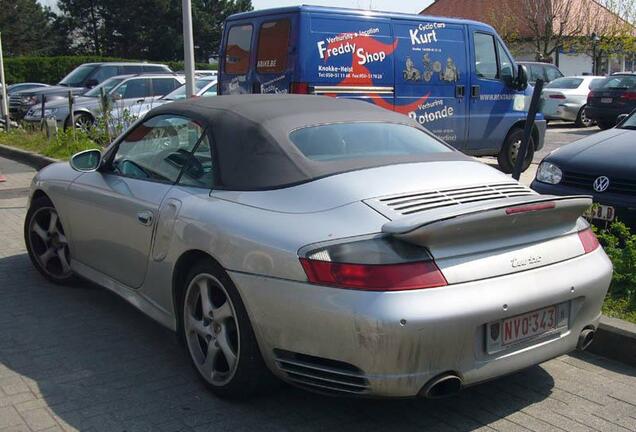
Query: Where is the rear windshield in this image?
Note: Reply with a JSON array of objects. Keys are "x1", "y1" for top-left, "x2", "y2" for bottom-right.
[
  {"x1": 289, "y1": 123, "x2": 452, "y2": 161},
  {"x1": 546, "y1": 78, "x2": 583, "y2": 89},
  {"x1": 598, "y1": 75, "x2": 636, "y2": 90}
]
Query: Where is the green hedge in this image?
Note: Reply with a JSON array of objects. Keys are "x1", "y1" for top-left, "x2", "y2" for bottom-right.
[{"x1": 4, "y1": 56, "x2": 217, "y2": 84}]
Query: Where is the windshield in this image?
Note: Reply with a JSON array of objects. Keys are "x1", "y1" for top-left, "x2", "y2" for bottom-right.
[
  {"x1": 618, "y1": 111, "x2": 636, "y2": 129},
  {"x1": 163, "y1": 79, "x2": 215, "y2": 100},
  {"x1": 545, "y1": 78, "x2": 583, "y2": 89},
  {"x1": 598, "y1": 75, "x2": 636, "y2": 90},
  {"x1": 59, "y1": 65, "x2": 96, "y2": 87},
  {"x1": 83, "y1": 77, "x2": 127, "y2": 97},
  {"x1": 289, "y1": 122, "x2": 452, "y2": 161}
]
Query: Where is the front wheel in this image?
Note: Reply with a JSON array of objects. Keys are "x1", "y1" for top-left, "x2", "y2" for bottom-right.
[
  {"x1": 575, "y1": 106, "x2": 594, "y2": 128},
  {"x1": 497, "y1": 128, "x2": 535, "y2": 174},
  {"x1": 24, "y1": 196, "x2": 75, "y2": 284},
  {"x1": 180, "y1": 260, "x2": 276, "y2": 398}
]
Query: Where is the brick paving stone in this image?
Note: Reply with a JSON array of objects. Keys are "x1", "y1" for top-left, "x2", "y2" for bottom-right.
[{"x1": 1, "y1": 154, "x2": 635, "y2": 431}]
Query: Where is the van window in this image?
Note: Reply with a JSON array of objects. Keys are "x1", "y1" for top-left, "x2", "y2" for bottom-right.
[
  {"x1": 91, "y1": 65, "x2": 120, "y2": 84},
  {"x1": 256, "y1": 20, "x2": 290, "y2": 74},
  {"x1": 474, "y1": 33, "x2": 498, "y2": 79},
  {"x1": 225, "y1": 24, "x2": 253, "y2": 74},
  {"x1": 497, "y1": 42, "x2": 514, "y2": 80}
]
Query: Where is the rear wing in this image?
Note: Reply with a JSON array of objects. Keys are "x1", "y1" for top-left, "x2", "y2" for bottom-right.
[{"x1": 382, "y1": 195, "x2": 592, "y2": 252}]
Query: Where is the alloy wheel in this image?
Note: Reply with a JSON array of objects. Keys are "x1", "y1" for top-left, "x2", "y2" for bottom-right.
[
  {"x1": 27, "y1": 207, "x2": 72, "y2": 278},
  {"x1": 184, "y1": 273, "x2": 240, "y2": 387}
]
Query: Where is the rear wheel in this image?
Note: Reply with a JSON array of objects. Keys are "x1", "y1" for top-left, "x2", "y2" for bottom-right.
[
  {"x1": 180, "y1": 260, "x2": 276, "y2": 398},
  {"x1": 497, "y1": 128, "x2": 535, "y2": 174},
  {"x1": 575, "y1": 106, "x2": 594, "y2": 128},
  {"x1": 597, "y1": 120, "x2": 614, "y2": 130},
  {"x1": 24, "y1": 197, "x2": 75, "y2": 284}
]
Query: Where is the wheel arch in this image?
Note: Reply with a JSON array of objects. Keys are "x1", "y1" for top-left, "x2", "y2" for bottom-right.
[
  {"x1": 506, "y1": 121, "x2": 540, "y2": 150},
  {"x1": 30, "y1": 189, "x2": 53, "y2": 205},
  {"x1": 64, "y1": 110, "x2": 95, "y2": 130}
]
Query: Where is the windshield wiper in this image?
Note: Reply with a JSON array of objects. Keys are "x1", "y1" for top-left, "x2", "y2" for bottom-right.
[{"x1": 618, "y1": 125, "x2": 636, "y2": 130}]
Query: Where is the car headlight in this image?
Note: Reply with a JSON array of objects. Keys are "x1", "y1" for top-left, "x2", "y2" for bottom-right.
[
  {"x1": 21, "y1": 95, "x2": 38, "y2": 104},
  {"x1": 536, "y1": 161, "x2": 563, "y2": 185}
]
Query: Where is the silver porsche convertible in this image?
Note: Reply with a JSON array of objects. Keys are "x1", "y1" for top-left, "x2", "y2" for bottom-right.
[{"x1": 24, "y1": 95, "x2": 612, "y2": 399}]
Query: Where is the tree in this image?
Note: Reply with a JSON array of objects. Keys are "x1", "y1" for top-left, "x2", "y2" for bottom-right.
[{"x1": 0, "y1": 0, "x2": 59, "y2": 56}]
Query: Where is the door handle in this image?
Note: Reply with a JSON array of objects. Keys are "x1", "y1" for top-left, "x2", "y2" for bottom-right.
[
  {"x1": 137, "y1": 210, "x2": 154, "y2": 226},
  {"x1": 471, "y1": 85, "x2": 480, "y2": 98},
  {"x1": 455, "y1": 85, "x2": 465, "y2": 98}
]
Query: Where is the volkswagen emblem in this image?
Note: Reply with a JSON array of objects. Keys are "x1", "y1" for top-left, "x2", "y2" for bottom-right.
[{"x1": 593, "y1": 176, "x2": 610, "y2": 193}]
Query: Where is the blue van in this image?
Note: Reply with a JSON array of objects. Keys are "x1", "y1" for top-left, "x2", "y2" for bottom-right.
[{"x1": 218, "y1": 6, "x2": 545, "y2": 173}]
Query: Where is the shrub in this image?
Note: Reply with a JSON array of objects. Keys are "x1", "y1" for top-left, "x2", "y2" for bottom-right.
[
  {"x1": 4, "y1": 56, "x2": 217, "y2": 84},
  {"x1": 594, "y1": 221, "x2": 636, "y2": 308}
]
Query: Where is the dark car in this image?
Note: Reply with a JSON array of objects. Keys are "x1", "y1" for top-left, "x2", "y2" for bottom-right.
[
  {"x1": 531, "y1": 109, "x2": 636, "y2": 226},
  {"x1": 518, "y1": 61, "x2": 564, "y2": 85},
  {"x1": 10, "y1": 62, "x2": 171, "y2": 119},
  {"x1": 585, "y1": 73, "x2": 636, "y2": 130}
]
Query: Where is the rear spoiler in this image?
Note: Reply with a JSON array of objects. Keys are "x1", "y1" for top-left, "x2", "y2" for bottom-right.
[{"x1": 382, "y1": 195, "x2": 592, "y2": 251}]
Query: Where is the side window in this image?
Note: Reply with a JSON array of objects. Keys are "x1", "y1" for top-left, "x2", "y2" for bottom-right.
[
  {"x1": 530, "y1": 65, "x2": 545, "y2": 82},
  {"x1": 119, "y1": 79, "x2": 149, "y2": 99},
  {"x1": 545, "y1": 66, "x2": 562, "y2": 82},
  {"x1": 122, "y1": 65, "x2": 143, "y2": 74},
  {"x1": 256, "y1": 20, "x2": 291, "y2": 74},
  {"x1": 110, "y1": 115, "x2": 205, "y2": 183},
  {"x1": 178, "y1": 135, "x2": 214, "y2": 188},
  {"x1": 474, "y1": 33, "x2": 498, "y2": 80},
  {"x1": 497, "y1": 42, "x2": 514, "y2": 80},
  {"x1": 202, "y1": 84, "x2": 217, "y2": 97},
  {"x1": 91, "y1": 65, "x2": 119, "y2": 84},
  {"x1": 225, "y1": 24, "x2": 253, "y2": 74},
  {"x1": 152, "y1": 78, "x2": 179, "y2": 96}
]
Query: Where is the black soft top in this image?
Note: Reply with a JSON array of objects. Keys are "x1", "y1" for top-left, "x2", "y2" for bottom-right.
[{"x1": 151, "y1": 95, "x2": 468, "y2": 190}]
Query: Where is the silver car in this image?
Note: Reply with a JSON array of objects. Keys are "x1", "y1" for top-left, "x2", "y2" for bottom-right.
[
  {"x1": 24, "y1": 74, "x2": 184, "y2": 129},
  {"x1": 24, "y1": 95, "x2": 612, "y2": 399},
  {"x1": 541, "y1": 76, "x2": 606, "y2": 127}
]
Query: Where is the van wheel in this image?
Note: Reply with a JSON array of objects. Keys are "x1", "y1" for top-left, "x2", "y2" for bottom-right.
[
  {"x1": 575, "y1": 106, "x2": 593, "y2": 128},
  {"x1": 497, "y1": 128, "x2": 535, "y2": 174}
]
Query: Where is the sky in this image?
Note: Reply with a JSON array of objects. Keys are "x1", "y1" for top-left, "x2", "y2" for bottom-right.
[{"x1": 39, "y1": 0, "x2": 432, "y2": 15}]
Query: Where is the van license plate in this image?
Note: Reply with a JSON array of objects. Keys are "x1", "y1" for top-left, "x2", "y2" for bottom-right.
[
  {"x1": 486, "y1": 303, "x2": 569, "y2": 353},
  {"x1": 601, "y1": 97, "x2": 613, "y2": 103}
]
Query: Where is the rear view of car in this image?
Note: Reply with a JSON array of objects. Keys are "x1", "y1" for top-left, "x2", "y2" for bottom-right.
[
  {"x1": 541, "y1": 76, "x2": 605, "y2": 127},
  {"x1": 586, "y1": 73, "x2": 636, "y2": 129}
]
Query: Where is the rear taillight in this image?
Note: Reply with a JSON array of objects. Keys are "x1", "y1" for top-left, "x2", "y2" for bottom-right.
[
  {"x1": 505, "y1": 202, "x2": 556, "y2": 215},
  {"x1": 290, "y1": 82, "x2": 309, "y2": 94},
  {"x1": 578, "y1": 228, "x2": 600, "y2": 253},
  {"x1": 549, "y1": 94, "x2": 566, "y2": 99},
  {"x1": 620, "y1": 91, "x2": 636, "y2": 101},
  {"x1": 587, "y1": 91, "x2": 596, "y2": 103},
  {"x1": 299, "y1": 237, "x2": 447, "y2": 291}
]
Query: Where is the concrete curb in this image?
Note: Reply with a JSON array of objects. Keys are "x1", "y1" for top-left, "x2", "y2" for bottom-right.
[
  {"x1": 589, "y1": 316, "x2": 636, "y2": 366},
  {"x1": 0, "y1": 144, "x2": 59, "y2": 170}
]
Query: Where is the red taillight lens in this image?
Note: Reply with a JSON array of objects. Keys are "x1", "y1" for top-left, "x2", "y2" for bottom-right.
[
  {"x1": 620, "y1": 91, "x2": 636, "y2": 101},
  {"x1": 578, "y1": 228, "x2": 600, "y2": 254},
  {"x1": 505, "y1": 202, "x2": 556, "y2": 215},
  {"x1": 549, "y1": 94, "x2": 566, "y2": 99},
  {"x1": 290, "y1": 82, "x2": 309, "y2": 94},
  {"x1": 299, "y1": 258, "x2": 447, "y2": 291},
  {"x1": 587, "y1": 91, "x2": 596, "y2": 103}
]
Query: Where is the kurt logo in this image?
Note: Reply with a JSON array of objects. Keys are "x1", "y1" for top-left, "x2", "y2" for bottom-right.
[{"x1": 410, "y1": 28, "x2": 438, "y2": 45}]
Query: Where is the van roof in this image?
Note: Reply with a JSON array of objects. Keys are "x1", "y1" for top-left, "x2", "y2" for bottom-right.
[{"x1": 226, "y1": 5, "x2": 492, "y2": 29}]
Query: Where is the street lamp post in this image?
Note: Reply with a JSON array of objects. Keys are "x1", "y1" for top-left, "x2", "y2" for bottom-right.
[
  {"x1": 182, "y1": 0, "x2": 196, "y2": 98},
  {"x1": 0, "y1": 33, "x2": 10, "y2": 130},
  {"x1": 591, "y1": 32, "x2": 601, "y2": 75}
]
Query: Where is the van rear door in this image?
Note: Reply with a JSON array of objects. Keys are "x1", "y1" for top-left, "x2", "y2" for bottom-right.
[
  {"x1": 252, "y1": 16, "x2": 296, "y2": 94},
  {"x1": 220, "y1": 21, "x2": 255, "y2": 94},
  {"x1": 301, "y1": 13, "x2": 395, "y2": 107},
  {"x1": 392, "y1": 19, "x2": 469, "y2": 150}
]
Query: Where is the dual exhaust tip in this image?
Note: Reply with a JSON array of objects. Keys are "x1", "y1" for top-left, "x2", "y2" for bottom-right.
[{"x1": 420, "y1": 328, "x2": 596, "y2": 399}]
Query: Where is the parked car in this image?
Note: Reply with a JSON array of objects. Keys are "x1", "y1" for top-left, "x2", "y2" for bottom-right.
[
  {"x1": 10, "y1": 62, "x2": 172, "y2": 119},
  {"x1": 532, "y1": 108, "x2": 636, "y2": 227},
  {"x1": 110, "y1": 75, "x2": 217, "y2": 128},
  {"x1": 585, "y1": 72, "x2": 636, "y2": 130},
  {"x1": 23, "y1": 74, "x2": 184, "y2": 129},
  {"x1": 25, "y1": 95, "x2": 610, "y2": 399},
  {"x1": 540, "y1": 76, "x2": 605, "y2": 127},
  {"x1": 218, "y1": 6, "x2": 546, "y2": 173},
  {"x1": 518, "y1": 61, "x2": 564, "y2": 85},
  {"x1": 5, "y1": 83, "x2": 49, "y2": 114}
]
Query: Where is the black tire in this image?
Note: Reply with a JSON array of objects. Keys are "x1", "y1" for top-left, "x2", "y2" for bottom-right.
[
  {"x1": 497, "y1": 128, "x2": 535, "y2": 174},
  {"x1": 597, "y1": 120, "x2": 614, "y2": 130},
  {"x1": 64, "y1": 112, "x2": 94, "y2": 131},
  {"x1": 24, "y1": 196, "x2": 76, "y2": 285},
  {"x1": 575, "y1": 105, "x2": 594, "y2": 128},
  {"x1": 179, "y1": 259, "x2": 277, "y2": 398}
]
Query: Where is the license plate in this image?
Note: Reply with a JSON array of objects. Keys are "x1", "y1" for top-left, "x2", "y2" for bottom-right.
[
  {"x1": 601, "y1": 97, "x2": 613, "y2": 103},
  {"x1": 486, "y1": 303, "x2": 569, "y2": 354},
  {"x1": 586, "y1": 204, "x2": 615, "y2": 222}
]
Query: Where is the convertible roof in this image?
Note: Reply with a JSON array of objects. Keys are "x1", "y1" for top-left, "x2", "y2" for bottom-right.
[{"x1": 151, "y1": 95, "x2": 467, "y2": 190}]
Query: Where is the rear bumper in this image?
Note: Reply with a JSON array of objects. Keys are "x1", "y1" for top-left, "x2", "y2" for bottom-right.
[
  {"x1": 231, "y1": 248, "x2": 612, "y2": 397},
  {"x1": 585, "y1": 105, "x2": 630, "y2": 123}
]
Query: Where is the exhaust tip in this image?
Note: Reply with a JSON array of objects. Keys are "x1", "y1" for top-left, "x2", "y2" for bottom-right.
[
  {"x1": 421, "y1": 373, "x2": 462, "y2": 399},
  {"x1": 578, "y1": 328, "x2": 595, "y2": 351}
]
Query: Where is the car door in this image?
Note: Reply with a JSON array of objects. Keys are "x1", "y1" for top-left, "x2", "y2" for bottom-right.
[
  {"x1": 66, "y1": 115, "x2": 208, "y2": 288},
  {"x1": 111, "y1": 78, "x2": 151, "y2": 119},
  {"x1": 467, "y1": 31, "x2": 525, "y2": 153}
]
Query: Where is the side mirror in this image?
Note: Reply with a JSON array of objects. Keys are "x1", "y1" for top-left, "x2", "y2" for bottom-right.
[
  {"x1": 70, "y1": 149, "x2": 102, "y2": 172},
  {"x1": 85, "y1": 79, "x2": 99, "y2": 89},
  {"x1": 514, "y1": 64, "x2": 529, "y2": 91},
  {"x1": 111, "y1": 93, "x2": 123, "y2": 101}
]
